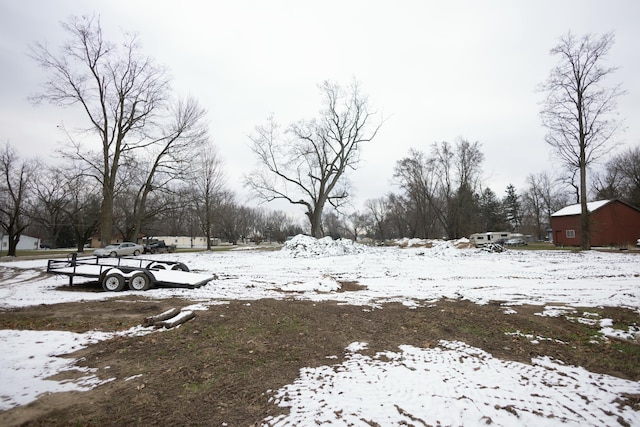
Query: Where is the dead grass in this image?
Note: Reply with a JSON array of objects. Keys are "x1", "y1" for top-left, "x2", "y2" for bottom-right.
[{"x1": 0, "y1": 296, "x2": 638, "y2": 426}]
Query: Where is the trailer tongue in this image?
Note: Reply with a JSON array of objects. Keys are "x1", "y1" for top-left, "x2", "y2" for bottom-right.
[{"x1": 47, "y1": 253, "x2": 214, "y2": 291}]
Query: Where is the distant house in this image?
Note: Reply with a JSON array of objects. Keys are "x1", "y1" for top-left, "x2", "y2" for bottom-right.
[
  {"x1": 550, "y1": 199, "x2": 640, "y2": 247},
  {"x1": 152, "y1": 236, "x2": 212, "y2": 249},
  {"x1": 1, "y1": 235, "x2": 41, "y2": 251}
]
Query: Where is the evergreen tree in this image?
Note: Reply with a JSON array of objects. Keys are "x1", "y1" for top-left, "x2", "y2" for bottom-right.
[
  {"x1": 503, "y1": 184, "x2": 522, "y2": 232},
  {"x1": 478, "y1": 188, "x2": 505, "y2": 231}
]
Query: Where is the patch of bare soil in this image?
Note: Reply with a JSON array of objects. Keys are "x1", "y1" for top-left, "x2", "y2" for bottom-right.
[{"x1": 0, "y1": 293, "x2": 638, "y2": 426}]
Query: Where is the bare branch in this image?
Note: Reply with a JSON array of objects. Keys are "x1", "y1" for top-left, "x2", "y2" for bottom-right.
[{"x1": 245, "y1": 81, "x2": 383, "y2": 237}]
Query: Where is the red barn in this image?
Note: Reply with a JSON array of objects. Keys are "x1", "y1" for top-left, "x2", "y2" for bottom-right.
[{"x1": 551, "y1": 199, "x2": 640, "y2": 247}]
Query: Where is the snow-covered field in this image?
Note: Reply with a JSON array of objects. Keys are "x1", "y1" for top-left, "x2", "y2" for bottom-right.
[{"x1": 1, "y1": 236, "x2": 639, "y2": 425}]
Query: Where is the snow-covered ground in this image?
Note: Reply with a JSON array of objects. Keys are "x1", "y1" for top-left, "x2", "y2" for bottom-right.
[{"x1": 1, "y1": 236, "x2": 639, "y2": 425}]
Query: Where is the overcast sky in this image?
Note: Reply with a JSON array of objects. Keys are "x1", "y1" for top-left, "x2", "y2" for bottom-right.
[{"x1": 1, "y1": 1, "x2": 639, "y2": 218}]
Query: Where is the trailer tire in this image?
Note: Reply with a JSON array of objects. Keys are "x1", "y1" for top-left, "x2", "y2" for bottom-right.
[
  {"x1": 129, "y1": 272, "x2": 151, "y2": 291},
  {"x1": 102, "y1": 273, "x2": 126, "y2": 292},
  {"x1": 171, "y1": 262, "x2": 189, "y2": 272}
]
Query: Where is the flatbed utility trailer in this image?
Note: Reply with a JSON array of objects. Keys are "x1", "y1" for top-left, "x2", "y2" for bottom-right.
[{"x1": 47, "y1": 253, "x2": 214, "y2": 292}]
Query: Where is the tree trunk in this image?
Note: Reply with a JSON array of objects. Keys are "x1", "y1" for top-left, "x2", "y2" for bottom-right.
[
  {"x1": 580, "y1": 153, "x2": 591, "y2": 250},
  {"x1": 580, "y1": 165, "x2": 591, "y2": 250},
  {"x1": 130, "y1": 182, "x2": 154, "y2": 243},
  {"x1": 308, "y1": 201, "x2": 325, "y2": 238},
  {"x1": 100, "y1": 191, "x2": 113, "y2": 247},
  {"x1": 7, "y1": 234, "x2": 19, "y2": 257},
  {"x1": 205, "y1": 218, "x2": 212, "y2": 251}
]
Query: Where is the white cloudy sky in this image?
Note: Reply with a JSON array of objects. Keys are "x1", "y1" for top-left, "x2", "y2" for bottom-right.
[{"x1": 1, "y1": 1, "x2": 639, "y2": 217}]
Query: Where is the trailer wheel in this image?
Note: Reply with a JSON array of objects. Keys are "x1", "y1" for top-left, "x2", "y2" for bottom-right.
[
  {"x1": 129, "y1": 272, "x2": 151, "y2": 291},
  {"x1": 102, "y1": 273, "x2": 125, "y2": 292},
  {"x1": 171, "y1": 263, "x2": 189, "y2": 272}
]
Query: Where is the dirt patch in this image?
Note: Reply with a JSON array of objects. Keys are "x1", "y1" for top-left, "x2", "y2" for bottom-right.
[{"x1": 1, "y1": 297, "x2": 638, "y2": 426}]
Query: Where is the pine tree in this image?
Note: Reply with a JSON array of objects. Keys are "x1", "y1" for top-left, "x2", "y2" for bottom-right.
[
  {"x1": 478, "y1": 188, "x2": 506, "y2": 231},
  {"x1": 503, "y1": 184, "x2": 522, "y2": 232}
]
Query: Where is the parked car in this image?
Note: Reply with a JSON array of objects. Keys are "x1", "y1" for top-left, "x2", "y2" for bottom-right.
[
  {"x1": 93, "y1": 242, "x2": 144, "y2": 257},
  {"x1": 505, "y1": 238, "x2": 527, "y2": 246},
  {"x1": 637, "y1": 238, "x2": 640, "y2": 247}
]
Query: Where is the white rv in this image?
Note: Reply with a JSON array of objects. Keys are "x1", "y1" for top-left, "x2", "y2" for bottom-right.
[{"x1": 469, "y1": 231, "x2": 513, "y2": 246}]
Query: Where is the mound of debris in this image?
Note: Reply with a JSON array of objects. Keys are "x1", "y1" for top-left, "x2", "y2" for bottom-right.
[
  {"x1": 482, "y1": 242, "x2": 506, "y2": 253},
  {"x1": 281, "y1": 235, "x2": 369, "y2": 258}
]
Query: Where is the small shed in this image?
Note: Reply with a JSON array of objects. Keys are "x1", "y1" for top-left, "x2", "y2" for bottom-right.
[{"x1": 550, "y1": 199, "x2": 640, "y2": 247}]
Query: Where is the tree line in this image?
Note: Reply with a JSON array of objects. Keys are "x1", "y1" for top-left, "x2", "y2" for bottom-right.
[
  {"x1": 0, "y1": 141, "x2": 306, "y2": 255},
  {"x1": 315, "y1": 143, "x2": 639, "y2": 242},
  {"x1": 2, "y1": 135, "x2": 637, "y2": 255},
  {"x1": 2, "y1": 17, "x2": 638, "y2": 255}
]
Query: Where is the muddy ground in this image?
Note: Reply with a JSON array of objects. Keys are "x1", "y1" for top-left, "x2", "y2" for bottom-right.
[{"x1": 0, "y1": 280, "x2": 639, "y2": 426}]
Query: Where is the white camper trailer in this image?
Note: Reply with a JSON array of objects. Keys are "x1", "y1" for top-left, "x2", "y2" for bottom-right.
[{"x1": 469, "y1": 231, "x2": 512, "y2": 246}]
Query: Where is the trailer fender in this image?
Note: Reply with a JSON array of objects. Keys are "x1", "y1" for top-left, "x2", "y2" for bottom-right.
[
  {"x1": 171, "y1": 262, "x2": 189, "y2": 272},
  {"x1": 145, "y1": 261, "x2": 167, "y2": 270}
]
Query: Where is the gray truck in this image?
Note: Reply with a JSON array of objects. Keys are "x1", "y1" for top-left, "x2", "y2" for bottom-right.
[{"x1": 143, "y1": 240, "x2": 177, "y2": 254}]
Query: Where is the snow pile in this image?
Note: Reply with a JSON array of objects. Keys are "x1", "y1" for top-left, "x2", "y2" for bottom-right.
[
  {"x1": 391, "y1": 237, "x2": 472, "y2": 250},
  {"x1": 452, "y1": 237, "x2": 471, "y2": 248},
  {"x1": 281, "y1": 235, "x2": 368, "y2": 258},
  {"x1": 429, "y1": 239, "x2": 466, "y2": 257},
  {"x1": 394, "y1": 237, "x2": 434, "y2": 247},
  {"x1": 264, "y1": 340, "x2": 640, "y2": 426},
  {"x1": 280, "y1": 275, "x2": 342, "y2": 293}
]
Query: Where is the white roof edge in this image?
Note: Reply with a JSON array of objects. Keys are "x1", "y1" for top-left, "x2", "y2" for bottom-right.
[{"x1": 551, "y1": 200, "x2": 612, "y2": 217}]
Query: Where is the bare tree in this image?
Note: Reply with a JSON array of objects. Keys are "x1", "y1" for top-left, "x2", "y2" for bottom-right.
[
  {"x1": 365, "y1": 197, "x2": 389, "y2": 241},
  {"x1": 523, "y1": 171, "x2": 570, "y2": 241},
  {"x1": 452, "y1": 140, "x2": 484, "y2": 237},
  {"x1": 393, "y1": 149, "x2": 437, "y2": 238},
  {"x1": 192, "y1": 142, "x2": 227, "y2": 250},
  {"x1": 523, "y1": 174, "x2": 547, "y2": 240},
  {"x1": 539, "y1": 31, "x2": 625, "y2": 249},
  {"x1": 26, "y1": 161, "x2": 102, "y2": 251},
  {"x1": 594, "y1": 145, "x2": 640, "y2": 207},
  {"x1": 558, "y1": 169, "x2": 581, "y2": 205},
  {"x1": 29, "y1": 166, "x2": 67, "y2": 248},
  {"x1": 125, "y1": 97, "x2": 209, "y2": 241},
  {"x1": 30, "y1": 15, "x2": 171, "y2": 246},
  {"x1": 245, "y1": 80, "x2": 382, "y2": 237},
  {"x1": 61, "y1": 171, "x2": 101, "y2": 252},
  {"x1": 394, "y1": 140, "x2": 484, "y2": 239},
  {"x1": 342, "y1": 211, "x2": 369, "y2": 242},
  {"x1": 592, "y1": 165, "x2": 622, "y2": 201},
  {"x1": 322, "y1": 210, "x2": 344, "y2": 239},
  {"x1": 0, "y1": 143, "x2": 36, "y2": 256},
  {"x1": 385, "y1": 193, "x2": 414, "y2": 239}
]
